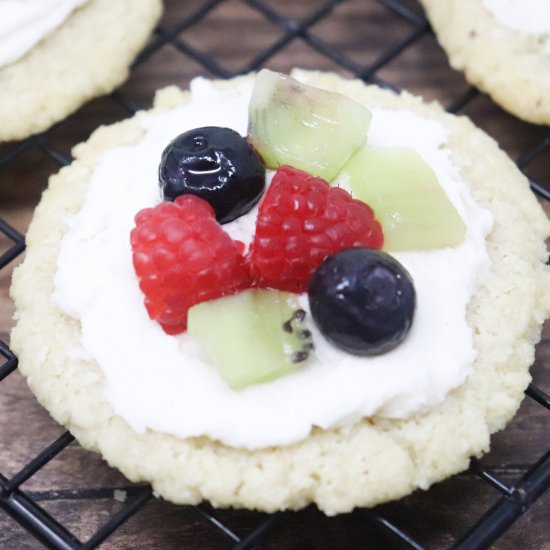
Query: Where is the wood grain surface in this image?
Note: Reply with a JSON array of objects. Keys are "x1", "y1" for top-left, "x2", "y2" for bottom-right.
[{"x1": 1, "y1": 1, "x2": 549, "y2": 548}]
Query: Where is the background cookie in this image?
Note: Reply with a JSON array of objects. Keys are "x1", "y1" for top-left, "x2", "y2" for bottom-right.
[
  {"x1": 10, "y1": 71, "x2": 550, "y2": 516},
  {"x1": 419, "y1": 0, "x2": 550, "y2": 125},
  {"x1": 0, "y1": 0, "x2": 162, "y2": 143}
]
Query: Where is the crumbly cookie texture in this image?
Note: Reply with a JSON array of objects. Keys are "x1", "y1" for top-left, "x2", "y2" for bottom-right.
[
  {"x1": 10, "y1": 71, "x2": 550, "y2": 515},
  {"x1": 419, "y1": 0, "x2": 550, "y2": 125},
  {"x1": 0, "y1": 0, "x2": 162, "y2": 143}
]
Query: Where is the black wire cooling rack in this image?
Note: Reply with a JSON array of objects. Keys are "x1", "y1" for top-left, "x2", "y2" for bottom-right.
[{"x1": 1, "y1": 1, "x2": 549, "y2": 548}]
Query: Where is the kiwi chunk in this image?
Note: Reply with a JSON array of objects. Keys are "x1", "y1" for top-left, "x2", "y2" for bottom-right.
[
  {"x1": 337, "y1": 147, "x2": 466, "y2": 251},
  {"x1": 248, "y1": 69, "x2": 372, "y2": 181},
  {"x1": 188, "y1": 289, "x2": 313, "y2": 390}
]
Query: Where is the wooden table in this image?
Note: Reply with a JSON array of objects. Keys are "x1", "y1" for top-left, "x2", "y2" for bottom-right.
[{"x1": 1, "y1": 1, "x2": 549, "y2": 548}]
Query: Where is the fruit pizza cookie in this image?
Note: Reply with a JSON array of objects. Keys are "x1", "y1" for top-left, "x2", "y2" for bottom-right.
[
  {"x1": 10, "y1": 69, "x2": 550, "y2": 514},
  {"x1": 0, "y1": 0, "x2": 162, "y2": 142},
  {"x1": 419, "y1": 0, "x2": 550, "y2": 125}
]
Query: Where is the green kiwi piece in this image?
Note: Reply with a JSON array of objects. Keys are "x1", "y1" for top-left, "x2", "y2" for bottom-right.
[
  {"x1": 248, "y1": 69, "x2": 372, "y2": 181},
  {"x1": 188, "y1": 289, "x2": 313, "y2": 390},
  {"x1": 337, "y1": 147, "x2": 466, "y2": 251}
]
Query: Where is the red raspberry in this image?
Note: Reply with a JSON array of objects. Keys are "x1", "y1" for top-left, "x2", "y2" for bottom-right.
[
  {"x1": 249, "y1": 166, "x2": 383, "y2": 293},
  {"x1": 131, "y1": 195, "x2": 251, "y2": 334}
]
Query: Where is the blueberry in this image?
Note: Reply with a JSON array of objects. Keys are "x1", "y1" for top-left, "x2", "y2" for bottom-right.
[
  {"x1": 308, "y1": 248, "x2": 415, "y2": 356},
  {"x1": 159, "y1": 126, "x2": 265, "y2": 224}
]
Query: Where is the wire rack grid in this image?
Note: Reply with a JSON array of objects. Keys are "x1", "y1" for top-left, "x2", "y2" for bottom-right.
[{"x1": 1, "y1": 0, "x2": 549, "y2": 548}]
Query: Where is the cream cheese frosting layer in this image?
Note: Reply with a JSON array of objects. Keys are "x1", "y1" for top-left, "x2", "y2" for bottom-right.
[
  {"x1": 482, "y1": 0, "x2": 550, "y2": 37},
  {"x1": 482, "y1": 0, "x2": 550, "y2": 54},
  {"x1": 53, "y1": 76, "x2": 493, "y2": 450},
  {"x1": 0, "y1": 0, "x2": 89, "y2": 68}
]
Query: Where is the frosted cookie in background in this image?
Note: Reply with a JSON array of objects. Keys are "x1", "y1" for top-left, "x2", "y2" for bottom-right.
[
  {"x1": 10, "y1": 70, "x2": 550, "y2": 514},
  {"x1": 419, "y1": 0, "x2": 550, "y2": 125},
  {"x1": 0, "y1": 0, "x2": 162, "y2": 143}
]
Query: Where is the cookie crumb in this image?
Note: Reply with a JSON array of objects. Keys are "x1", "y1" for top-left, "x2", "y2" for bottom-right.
[{"x1": 113, "y1": 489, "x2": 127, "y2": 502}]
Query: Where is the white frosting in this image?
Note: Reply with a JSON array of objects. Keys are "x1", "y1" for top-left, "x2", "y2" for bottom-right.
[
  {"x1": 483, "y1": 0, "x2": 550, "y2": 52},
  {"x1": 0, "y1": 0, "x2": 89, "y2": 68},
  {"x1": 53, "y1": 77, "x2": 493, "y2": 449}
]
